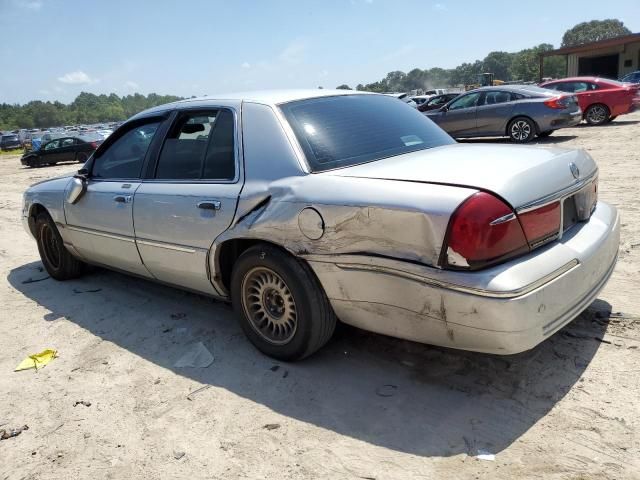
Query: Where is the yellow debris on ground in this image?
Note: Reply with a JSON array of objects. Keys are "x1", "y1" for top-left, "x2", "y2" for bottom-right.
[{"x1": 14, "y1": 349, "x2": 58, "y2": 371}]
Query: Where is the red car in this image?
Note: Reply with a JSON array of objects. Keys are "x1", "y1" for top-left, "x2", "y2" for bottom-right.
[{"x1": 539, "y1": 76, "x2": 640, "y2": 125}]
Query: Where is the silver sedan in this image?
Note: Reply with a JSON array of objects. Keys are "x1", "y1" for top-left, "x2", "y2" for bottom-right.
[
  {"x1": 425, "y1": 85, "x2": 583, "y2": 142},
  {"x1": 22, "y1": 90, "x2": 619, "y2": 360}
]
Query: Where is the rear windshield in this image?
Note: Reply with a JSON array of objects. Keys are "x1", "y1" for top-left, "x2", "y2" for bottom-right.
[
  {"x1": 280, "y1": 94, "x2": 454, "y2": 172},
  {"x1": 2, "y1": 135, "x2": 18, "y2": 141}
]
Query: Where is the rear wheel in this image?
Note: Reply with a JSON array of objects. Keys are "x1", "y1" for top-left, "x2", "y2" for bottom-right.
[
  {"x1": 231, "y1": 244, "x2": 336, "y2": 361},
  {"x1": 76, "y1": 152, "x2": 88, "y2": 163},
  {"x1": 508, "y1": 117, "x2": 536, "y2": 143},
  {"x1": 35, "y1": 212, "x2": 85, "y2": 280},
  {"x1": 585, "y1": 104, "x2": 610, "y2": 125}
]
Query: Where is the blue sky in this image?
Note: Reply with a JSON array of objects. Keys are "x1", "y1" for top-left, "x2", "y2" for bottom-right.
[{"x1": 1, "y1": 0, "x2": 639, "y2": 104}]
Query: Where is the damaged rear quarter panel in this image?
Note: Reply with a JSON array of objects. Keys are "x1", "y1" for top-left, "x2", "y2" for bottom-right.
[{"x1": 215, "y1": 173, "x2": 476, "y2": 267}]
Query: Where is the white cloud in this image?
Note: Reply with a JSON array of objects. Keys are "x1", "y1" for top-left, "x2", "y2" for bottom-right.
[
  {"x1": 57, "y1": 70, "x2": 98, "y2": 85},
  {"x1": 13, "y1": 0, "x2": 43, "y2": 10},
  {"x1": 124, "y1": 80, "x2": 139, "y2": 90},
  {"x1": 279, "y1": 39, "x2": 306, "y2": 64},
  {"x1": 241, "y1": 62, "x2": 251, "y2": 69}
]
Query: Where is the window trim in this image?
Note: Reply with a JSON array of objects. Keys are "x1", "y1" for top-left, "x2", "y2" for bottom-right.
[{"x1": 143, "y1": 105, "x2": 241, "y2": 185}]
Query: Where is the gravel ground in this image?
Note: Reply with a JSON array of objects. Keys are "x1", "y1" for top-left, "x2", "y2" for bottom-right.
[{"x1": 0, "y1": 113, "x2": 638, "y2": 479}]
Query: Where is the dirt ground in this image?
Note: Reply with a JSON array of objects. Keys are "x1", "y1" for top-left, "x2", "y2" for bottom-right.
[{"x1": 0, "y1": 114, "x2": 638, "y2": 480}]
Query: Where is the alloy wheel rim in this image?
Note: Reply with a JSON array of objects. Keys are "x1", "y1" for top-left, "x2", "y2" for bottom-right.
[
  {"x1": 511, "y1": 121, "x2": 531, "y2": 141},
  {"x1": 41, "y1": 224, "x2": 61, "y2": 269},
  {"x1": 241, "y1": 266, "x2": 297, "y2": 345},
  {"x1": 588, "y1": 106, "x2": 607, "y2": 124}
]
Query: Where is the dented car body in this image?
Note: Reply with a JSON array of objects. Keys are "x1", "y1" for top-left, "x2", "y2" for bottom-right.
[{"x1": 22, "y1": 90, "x2": 619, "y2": 358}]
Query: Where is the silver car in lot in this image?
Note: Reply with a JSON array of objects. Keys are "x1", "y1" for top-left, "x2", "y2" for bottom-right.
[
  {"x1": 425, "y1": 85, "x2": 583, "y2": 142},
  {"x1": 22, "y1": 90, "x2": 619, "y2": 360}
]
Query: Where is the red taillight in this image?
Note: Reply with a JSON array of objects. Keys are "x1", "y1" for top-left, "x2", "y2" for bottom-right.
[
  {"x1": 544, "y1": 96, "x2": 568, "y2": 109},
  {"x1": 443, "y1": 192, "x2": 528, "y2": 269},
  {"x1": 518, "y1": 202, "x2": 561, "y2": 247},
  {"x1": 443, "y1": 193, "x2": 564, "y2": 270},
  {"x1": 90, "y1": 142, "x2": 98, "y2": 149}
]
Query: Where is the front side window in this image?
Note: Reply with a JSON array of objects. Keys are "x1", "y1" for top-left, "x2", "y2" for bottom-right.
[
  {"x1": 61, "y1": 138, "x2": 74, "y2": 147},
  {"x1": 44, "y1": 140, "x2": 60, "y2": 150},
  {"x1": 428, "y1": 95, "x2": 449, "y2": 107},
  {"x1": 280, "y1": 94, "x2": 454, "y2": 172},
  {"x1": 92, "y1": 121, "x2": 161, "y2": 179},
  {"x1": 155, "y1": 109, "x2": 235, "y2": 180},
  {"x1": 448, "y1": 92, "x2": 481, "y2": 110}
]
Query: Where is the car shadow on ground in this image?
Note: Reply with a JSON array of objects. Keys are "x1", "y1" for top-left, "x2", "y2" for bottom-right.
[
  {"x1": 8, "y1": 261, "x2": 612, "y2": 458},
  {"x1": 577, "y1": 119, "x2": 640, "y2": 128},
  {"x1": 459, "y1": 135, "x2": 578, "y2": 145}
]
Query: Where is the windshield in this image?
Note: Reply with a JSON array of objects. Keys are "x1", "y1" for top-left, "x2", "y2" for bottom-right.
[
  {"x1": 280, "y1": 94, "x2": 454, "y2": 172},
  {"x1": 2, "y1": 135, "x2": 18, "y2": 141}
]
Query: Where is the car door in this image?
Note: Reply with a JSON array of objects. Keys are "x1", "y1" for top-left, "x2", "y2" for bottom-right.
[
  {"x1": 40, "y1": 139, "x2": 61, "y2": 164},
  {"x1": 474, "y1": 90, "x2": 517, "y2": 136},
  {"x1": 133, "y1": 106, "x2": 242, "y2": 295},
  {"x1": 428, "y1": 92, "x2": 481, "y2": 137},
  {"x1": 63, "y1": 118, "x2": 165, "y2": 276},
  {"x1": 58, "y1": 137, "x2": 76, "y2": 162}
]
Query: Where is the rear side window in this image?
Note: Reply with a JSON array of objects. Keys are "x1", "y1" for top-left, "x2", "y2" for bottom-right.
[
  {"x1": 280, "y1": 95, "x2": 454, "y2": 172},
  {"x1": 92, "y1": 121, "x2": 161, "y2": 179},
  {"x1": 155, "y1": 109, "x2": 235, "y2": 180},
  {"x1": 482, "y1": 91, "x2": 512, "y2": 105}
]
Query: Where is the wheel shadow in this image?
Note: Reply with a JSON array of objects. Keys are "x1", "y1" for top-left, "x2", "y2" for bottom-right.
[{"x1": 7, "y1": 261, "x2": 611, "y2": 458}]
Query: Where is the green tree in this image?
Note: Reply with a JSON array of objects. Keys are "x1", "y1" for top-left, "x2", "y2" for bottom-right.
[
  {"x1": 481, "y1": 51, "x2": 514, "y2": 81},
  {"x1": 561, "y1": 19, "x2": 631, "y2": 47},
  {"x1": 335, "y1": 84, "x2": 352, "y2": 90}
]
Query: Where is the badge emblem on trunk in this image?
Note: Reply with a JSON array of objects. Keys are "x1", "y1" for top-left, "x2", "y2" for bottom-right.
[{"x1": 569, "y1": 162, "x2": 580, "y2": 179}]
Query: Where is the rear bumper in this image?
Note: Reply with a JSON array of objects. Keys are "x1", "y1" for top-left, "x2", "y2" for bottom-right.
[
  {"x1": 544, "y1": 110, "x2": 582, "y2": 131},
  {"x1": 307, "y1": 201, "x2": 619, "y2": 354}
]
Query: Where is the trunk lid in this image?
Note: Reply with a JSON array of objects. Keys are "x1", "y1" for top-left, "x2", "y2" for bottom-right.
[{"x1": 325, "y1": 143, "x2": 597, "y2": 209}]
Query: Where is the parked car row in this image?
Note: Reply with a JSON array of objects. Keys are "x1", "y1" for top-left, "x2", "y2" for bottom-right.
[{"x1": 409, "y1": 76, "x2": 640, "y2": 141}]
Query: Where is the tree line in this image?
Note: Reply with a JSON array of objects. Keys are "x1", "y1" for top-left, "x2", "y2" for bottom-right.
[
  {"x1": 0, "y1": 92, "x2": 182, "y2": 130},
  {"x1": 336, "y1": 19, "x2": 631, "y2": 93}
]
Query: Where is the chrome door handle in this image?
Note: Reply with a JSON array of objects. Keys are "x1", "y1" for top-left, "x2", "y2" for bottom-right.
[
  {"x1": 113, "y1": 195, "x2": 132, "y2": 203},
  {"x1": 197, "y1": 200, "x2": 221, "y2": 210}
]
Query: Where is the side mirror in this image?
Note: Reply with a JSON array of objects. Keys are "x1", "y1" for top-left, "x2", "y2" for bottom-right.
[{"x1": 66, "y1": 170, "x2": 88, "y2": 204}]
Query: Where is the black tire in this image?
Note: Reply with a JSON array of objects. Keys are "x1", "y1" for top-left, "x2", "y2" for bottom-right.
[
  {"x1": 35, "y1": 212, "x2": 85, "y2": 280},
  {"x1": 76, "y1": 152, "x2": 88, "y2": 163},
  {"x1": 605, "y1": 115, "x2": 618, "y2": 123},
  {"x1": 537, "y1": 131, "x2": 553, "y2": 138},
  {"x1": 507, "y1": 117, "x2": 536, "y2": 143},
  {"x1": 230, "y1": 243, "x2": 336, "y2": 361},
  {"x1": 585, "y1": 104, "x2": 610, "y2": 126}
]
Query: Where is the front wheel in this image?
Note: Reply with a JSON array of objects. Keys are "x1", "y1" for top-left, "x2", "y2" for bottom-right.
[
  {"x1": 35, "y1": 212, "x2": 85, "y2": 280},
  {"x1": 508, "y1": 117, "x2": 536, "y2": 143},
  {"x1": 231, "y1": 244, "x2": 336, "y2": 361},
  {"x1": 585, "y1": 104, "x2": 610, "y2": 125}
]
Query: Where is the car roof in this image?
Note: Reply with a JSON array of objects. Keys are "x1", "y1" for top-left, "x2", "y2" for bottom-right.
[
  {"x1": 133, "y1": 89, "x2": 375, "y2": 119},
  {"x1": 541, "y1": 76, "x2": 613, "y2": 83}
]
